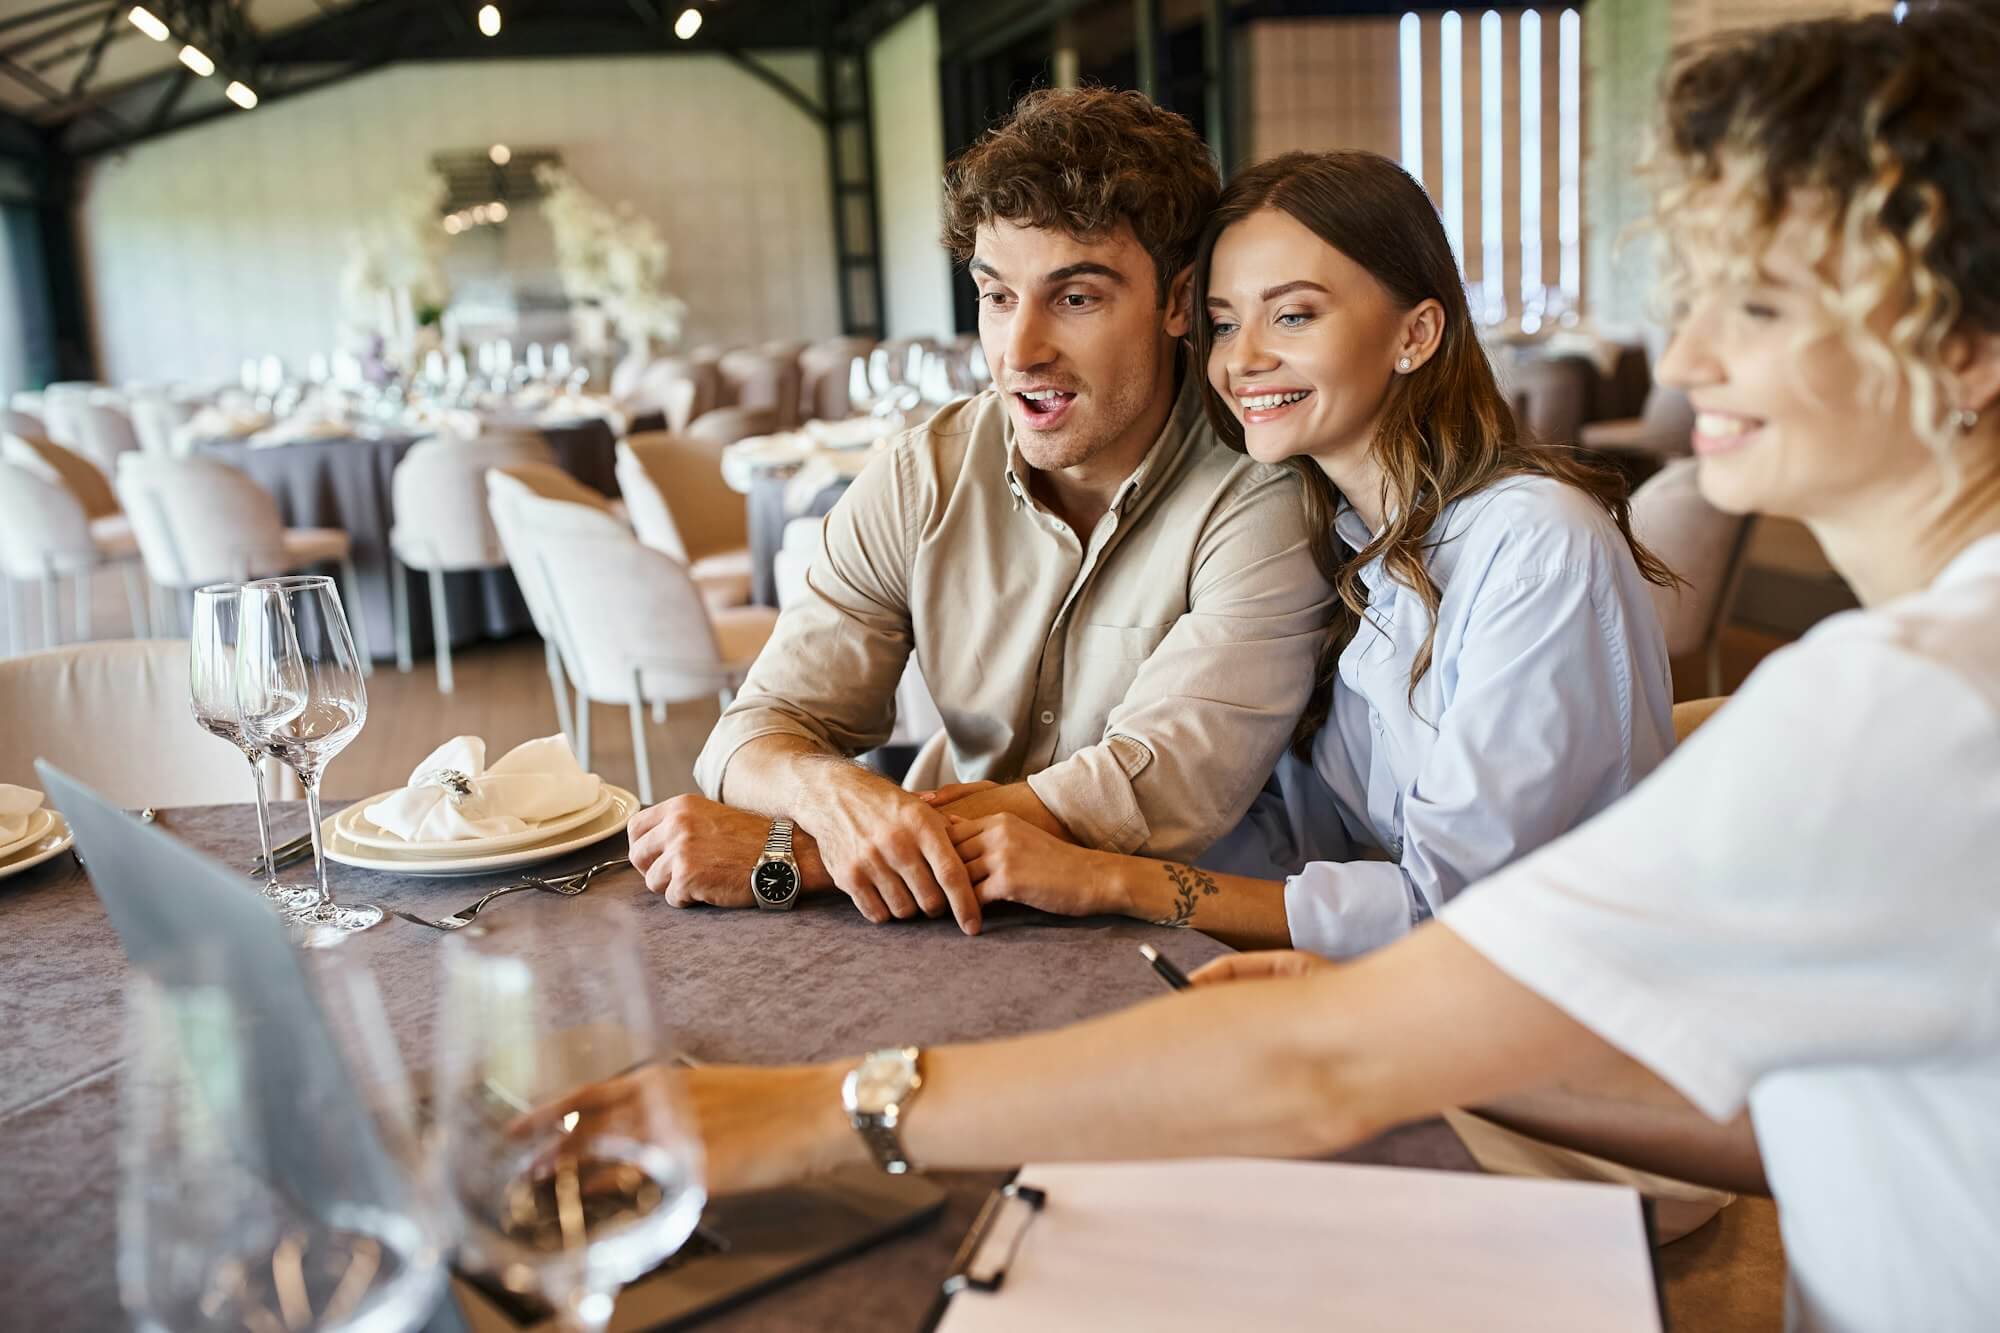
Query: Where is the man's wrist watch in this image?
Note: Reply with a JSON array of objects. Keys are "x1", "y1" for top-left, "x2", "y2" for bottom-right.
[
  {"x1": 841, "y1": 1045, "x2": 923, "y2": 1174},
  {"x1": 750, "y1": 817, "x2": 801, "y2": 910}
]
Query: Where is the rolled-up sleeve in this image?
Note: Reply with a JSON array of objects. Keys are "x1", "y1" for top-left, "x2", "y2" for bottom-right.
[
  {"x1": 1284, "y1": 565, "x2": 1646, "y2": 960},
  {"x1": 693, "y1": 443, "x2": 924, "y2": 800},
  {"x1": 1026, "y1": 469, "x2": 1335, "y2": 859}
]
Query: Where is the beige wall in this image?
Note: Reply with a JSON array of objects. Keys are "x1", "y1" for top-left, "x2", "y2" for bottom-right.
[
  {"x1": 77, "y1": 55, "x2": 841, "y2": 383},
  {"x1": 868, "y1": 4, "x2": 956, "y2": 341}
]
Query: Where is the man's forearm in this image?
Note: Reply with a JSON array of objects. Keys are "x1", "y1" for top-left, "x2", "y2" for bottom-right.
[{"x1": 938, "y1": 782, "x2": 1072, "y2": 840}]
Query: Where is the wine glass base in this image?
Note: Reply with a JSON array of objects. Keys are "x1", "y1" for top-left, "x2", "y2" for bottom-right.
[{"x1": 288, "y1": 901, "x2": 385, "y2": 948}]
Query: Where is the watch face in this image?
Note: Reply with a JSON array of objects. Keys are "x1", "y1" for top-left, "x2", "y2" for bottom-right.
[
  {"x1": 852, "y1": 1051, "x2": 917, "y2": 1112},
  {"x1": 752, "y1": 860, "x2": 797, "y2": 904}
]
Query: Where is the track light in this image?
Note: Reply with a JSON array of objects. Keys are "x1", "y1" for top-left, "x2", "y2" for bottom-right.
[
  {"x1": 127, "y1": 7, "x2": 170, "y2": 41},
  {"x1": 489, "y1": 143, "x2": 511, "y2": 166},
  {"x1": 477, "y1": 5, "x2": 501, "y2": 37},
  {"x1": 674, "y1": 7, "x2": 701, "y2": 39},
  {"x1": 225, "y1": 81, "x2": 257, "y2": 109},
  {"x1": 177, "y1": 45, "x2": 215, "y2": 77}
]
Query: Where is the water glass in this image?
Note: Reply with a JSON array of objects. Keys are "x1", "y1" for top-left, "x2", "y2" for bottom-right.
[
  {"x1": 190, "y1": 584, "x2": 291, "y2": 906},
  {"x1": 238, "y1": 574, "x2": 381, "y2": 941},
  {"x1": 435, "y1": 908, "x2": 705, "y2": 1333}
]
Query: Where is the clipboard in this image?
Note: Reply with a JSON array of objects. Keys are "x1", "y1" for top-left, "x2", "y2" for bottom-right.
[{"x1": 921, "y1": 1159, "x2": 1669, "y2": 1333}]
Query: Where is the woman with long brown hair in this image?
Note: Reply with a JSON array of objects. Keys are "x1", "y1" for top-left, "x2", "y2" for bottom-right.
[{"x1": 944, "y1": 149, "x2": 1677, "y2": 956}]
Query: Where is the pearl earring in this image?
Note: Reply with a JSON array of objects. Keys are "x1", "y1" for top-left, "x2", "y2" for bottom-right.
[
  {"x1": 1958, "y1": 407, "x2": 1981, "y2": 433},
  {"x1": 1397, "y1": 356, "x2": 1412, "y2": 372}
]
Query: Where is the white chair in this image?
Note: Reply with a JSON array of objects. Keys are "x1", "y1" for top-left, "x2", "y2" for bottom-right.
[
  {"x1": 114, "y1": 455, "x2": 373, "y2": 670},
  {"x1": 388, "y1": 434, "x2": 553, "y2": 693},
  {"x1": 2, "y1": 408, "x2": 46, "y2": 440},
  {"x1": 71, "y1": 399, "x2": 143, "y2": 478},
  {"x1": 485, "y1": 465, "x2": 619, "y2": 747},
  {"x1": 716, "y1": 348, "x2": 802, "y2": 429},
  {"x1": 687, "y1": 405, "x2": 780, "y2": 448},
  {"x1": 511, "y1": 490, "x2": 778, "y2": 802},
  {"x1": 0, "y1": 640, "x2": 247, "y2": 806},
  {"x1": 773, "y1": 515, "x2": 943, "y2": 753},
  {"x1": 614, "y1": 435, "x2": 753, "y2": 610},
  {"x1": 628, "y1": 360, "x2": 707, "y2": 433},
  {"x1": 1632, "y1": 457, "x2": 1757, "y2": 696},
  {"x1": 129, "y1": 395, "x2": 198, "y2": 458},
  {"x1": 0, "y1": 462, "x2": 149, "y2": 653}
]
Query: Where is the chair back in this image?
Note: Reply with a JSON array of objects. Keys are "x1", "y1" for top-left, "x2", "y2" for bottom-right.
[
  {"x1": 1632, "y1": 458, "x2": 1756, "y2": 658},
  {"x1": 391, "y1": 435, "x2": 552, "y2": 572},
  {"x1": 37, "y1": 387, "x2": 89, "y2": 452},
  {"x1": 617, "y1": 433, "x2": 746, "y2": 562},
  {"x1": 772, "y1": 516, "x2": 823, "y2": 608},
  {"x1": 0, "y1": 461, "x2": 96, "y2": 579},
  {"x1": 686, "y1": 405, "x2": 779, "y2": 449},
  {"x1": 2, "y1": 408, "x2": 46, "y2": 440},
  {"x1": 512, "y1": 491, "x2": 726, "y2": 705},
  {"x1": 1, "y1": 433, "x2": 119, "y2": 520},
  {"x1": 0, "y1": 641, "x2": 246, "y2": 805},
  {"x1": 115, "y1": 455, "x2": 287, "y2": 589},
  {"x1": 129, "y1": 395, "x2": 198, "y2": 458},
  {"x1": 717, "y1": 349, "x2": 801, "y2": 428},
  {"x1": 1639, "y1": 383, "x2": 1697, "y2": 451},
  {"x1": 485, "y1": 467, "x2": 618, "y2": 639},
  {"x1": 631, "y1": 359, "x2": 709, "y2": 432},
  {"x1": 72, "y1": 400, "x2": 142, "y2": 476}
]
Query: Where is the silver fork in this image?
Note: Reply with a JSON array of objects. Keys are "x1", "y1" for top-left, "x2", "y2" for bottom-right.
[{"x1": 391, "y1": 857, "x2": 629, "y2": 932}]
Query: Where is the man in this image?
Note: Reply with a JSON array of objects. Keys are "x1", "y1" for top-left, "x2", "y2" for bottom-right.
[{"x1": 628, "y1": 87, "x2": 1334, "y2": 934}]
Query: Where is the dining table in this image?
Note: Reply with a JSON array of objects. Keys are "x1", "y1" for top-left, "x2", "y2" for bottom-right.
[
  {"x1": 189, "y1": 418, "x2": 619, "y2": 661},
  {"x1": 0, "y1": 799, "x2": 1491, "y2": 1333}
]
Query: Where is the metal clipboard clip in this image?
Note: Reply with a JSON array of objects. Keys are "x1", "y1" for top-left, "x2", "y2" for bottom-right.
[{"x1": 940, "y1": 1181, "x2": 1048, "y2": 1296}]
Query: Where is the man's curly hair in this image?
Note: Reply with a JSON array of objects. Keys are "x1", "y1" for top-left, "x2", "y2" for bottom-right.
[{"x1": 941, "y1": 87, "x2": 1221, "y2": 303}]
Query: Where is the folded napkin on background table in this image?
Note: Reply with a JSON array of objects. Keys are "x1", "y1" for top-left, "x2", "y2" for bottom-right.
[
  {"x1": 362, "y1": 736, "x2": 600, "y2": 842},
  {"x1": 0, "y1": 785, "x2": 44, "y2": 844}
]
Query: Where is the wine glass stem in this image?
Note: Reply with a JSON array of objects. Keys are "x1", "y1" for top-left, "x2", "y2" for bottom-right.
[
  {"x1": 242, "y1": 750, "x2": 276, "y2": 893},
  {"x1": 300, "y1": 770, "x2": 331, "y2": 911}
]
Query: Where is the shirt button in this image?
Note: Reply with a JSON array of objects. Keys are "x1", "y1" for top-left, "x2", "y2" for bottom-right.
[{"x1": 1040, "y1": 711, "x2": 1056, "y2": 725}]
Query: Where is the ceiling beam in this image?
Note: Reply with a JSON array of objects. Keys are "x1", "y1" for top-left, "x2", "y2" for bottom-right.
[
  {"x1": 65, "y1": 7, "x2": 123, "y2": 97},
  {"x1": 0, "y1": 1, "x2": 110, "y2": 42},
  {"x1": 2, "y1": 5, "x2": 116, "y2": 62}
]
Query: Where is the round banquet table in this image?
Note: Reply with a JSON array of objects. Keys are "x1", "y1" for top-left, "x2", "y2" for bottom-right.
[
  {"x1": 0, "y1": 801, "x2": 1482, "y2": 1333},
  {"x1": 191, "y1": 418, "x2": 619, "y2": 661}
]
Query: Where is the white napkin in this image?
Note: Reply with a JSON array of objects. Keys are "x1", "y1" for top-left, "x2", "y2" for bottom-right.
[
  {"x1": 362, "y1": 735, "x2": 601, "y2": 843},
  {"x1": 0, "y1": 785, "x2": 44, "y2": 844}
]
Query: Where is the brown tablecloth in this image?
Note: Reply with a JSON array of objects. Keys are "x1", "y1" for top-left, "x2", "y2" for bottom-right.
[
  {"x1": 0, "y1": 802, "x2": 1477, "y2": 1332},
  {"x1": 191, "y1": 419, "x2": 618, "y2": 660}
]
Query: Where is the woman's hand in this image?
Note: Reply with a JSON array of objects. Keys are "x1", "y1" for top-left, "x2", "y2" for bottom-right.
[
  {"x1": 948, "y1": 813, "x2": 1119, "y2": 917},
  {"x1": 1190, "y1": 950, "x2": 1336, "y2": 986}
]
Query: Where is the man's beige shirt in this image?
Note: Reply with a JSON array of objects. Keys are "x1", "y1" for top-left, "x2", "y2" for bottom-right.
[{"x1": 694, "y1": 374, "x2": 1336, "y2": 860}]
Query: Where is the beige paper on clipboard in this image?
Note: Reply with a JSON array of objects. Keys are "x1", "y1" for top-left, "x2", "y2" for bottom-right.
[{"x1": 935, "y1": 1158, "x2": 1664, "y2": 1332}]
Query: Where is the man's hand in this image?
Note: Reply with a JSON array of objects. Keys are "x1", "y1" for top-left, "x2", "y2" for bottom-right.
[
  {"x1": 1189, "y1": 950, "x2": 1335, "y2": 986},
  {"x1": 627, "y1": 795, "x2": 770, "y2": 908},
  {"x1": 948, "y1": 813, "x2": 1116, "y2": 917},
  {"x1": 800, "y1": 764, "x2": 981, "y2": 934}
]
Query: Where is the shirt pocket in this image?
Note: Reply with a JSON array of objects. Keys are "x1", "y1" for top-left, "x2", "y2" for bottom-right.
[{"x1": 1073, "y1": 621, "x2": 1176, "y2": 662}]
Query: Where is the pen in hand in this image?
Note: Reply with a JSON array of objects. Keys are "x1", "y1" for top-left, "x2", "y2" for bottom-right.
[{"x1": 1139, "y1": 943, "x2": 1192, "y2": 991}]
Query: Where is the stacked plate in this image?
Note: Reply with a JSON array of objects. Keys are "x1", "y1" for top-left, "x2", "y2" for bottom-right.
[
  {"x1": 322, "y1": 783, "x2": 639, "y2": 878},
  {"x1": 0, "y1": 803, "x2": 74, "y2": 882}
]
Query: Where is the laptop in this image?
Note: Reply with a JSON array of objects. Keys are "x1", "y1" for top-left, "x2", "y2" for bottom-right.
[{"x1": 42, "y1": 762, "x2": 945, "y2": 1333}]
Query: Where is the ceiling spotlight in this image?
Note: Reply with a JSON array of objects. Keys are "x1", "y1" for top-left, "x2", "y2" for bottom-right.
[
  {"x1": 224, "y1": 81, "x2": 257, "y2": 109},
  {"x1": 477, "y1": 4, "x2": 501, "y2": 37},
  {"x1": 177, "y1": 45, "x2": 215, "y2": 76},
  {"x1": 489, "y1": 201, "x2": 509, "y2": 223},
  {"x1": 488, "y1": 143, "x2": 511, "y2": 166},
  {"x1": 443, "y1": 216, "x2": 465, "y2": 234},
  {"x1": 673, "y1": 7, "x2": 701, "y2": 39},
  {"x1": 127, "y1": 7, "x2": 170, "y2": 41}
]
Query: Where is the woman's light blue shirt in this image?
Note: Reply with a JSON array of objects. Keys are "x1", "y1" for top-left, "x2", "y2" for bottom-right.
[{"x1": 1201, "y1": 474, "x2": 1676, "y2": 958}]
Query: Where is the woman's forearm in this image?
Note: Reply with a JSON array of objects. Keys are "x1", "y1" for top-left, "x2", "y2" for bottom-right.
[{"x1": 1096, "y1": 853, "x2": 1295, "y2": 949}]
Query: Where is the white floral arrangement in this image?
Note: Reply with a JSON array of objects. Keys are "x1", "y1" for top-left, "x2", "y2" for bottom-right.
[
  {"x1": 535, "y1": 163, "x2": 686, "y2": 349},
  {"x1": 339, "y1": 172, "x2": 450, "y2": 341}
]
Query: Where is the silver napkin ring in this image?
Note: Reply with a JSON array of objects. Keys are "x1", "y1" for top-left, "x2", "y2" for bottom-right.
[{"x1": 416, "y1": 768, "x2": 476, "y2": 807}]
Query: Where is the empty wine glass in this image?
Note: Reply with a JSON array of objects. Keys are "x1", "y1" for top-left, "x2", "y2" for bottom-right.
[
  {"x1": 435, "y1": 909, "x2": 705, "y2": 1333},
  {"x1": 238, "y1": 575, "x2": 380, "y2": 942},
  {"x1": 190, "y1": 584, "x2": 292, "y2": 907},
  {"x1": 118, "y1": 955, "x2": 446, "y2": 1333}
]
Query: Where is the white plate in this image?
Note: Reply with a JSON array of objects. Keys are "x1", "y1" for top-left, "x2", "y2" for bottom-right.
[
  {"x1": 0, "y1": 811, "x2": 74, "y2": 882},
  {"x1": 0, "y1": 807, "x2": 55, "y2": 861},
  {"x1": 323, "y1": 786, "x2": 637, "y2": 877},
  {"x1": 332, "y1": 786, "x2": 613, "y2": 856}
]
